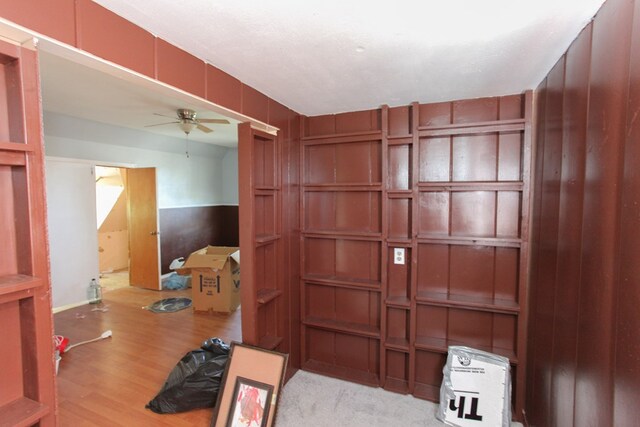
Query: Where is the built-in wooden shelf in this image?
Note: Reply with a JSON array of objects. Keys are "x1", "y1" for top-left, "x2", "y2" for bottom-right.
[
  {"x1": 384, "y1": 377, "x2": 410, "y2": 394},
  {"x1": 416, "y1": 291, "x2": 519, "y2": 314},
  {"x1": 417, "y1": 235, "x2": 522, "y2": 248},
  {"x1": 254, "y1": 186, "x2": 279, "y2": 192},
  {"x1": 303, "y1": 359, "x2": 380, "y2": 388},
  {"x1": 258, "y1": 335, "x2": 283, "y2": 351},
  {"x1": 415, "y1": 336, "x2": 518, "y2": 364},
  {"x1": 417, "y1": 119, "x2": 525, "y2": 137},
  {"x1": 304, "y1": 184, "x2": 383, "y2": 192},
  {"x1": 386, "y1": 238, "x2": 412, "y2": 247},
  {"x1": 304, "y1": 317, "x2": 380, "y2": 338},
  {"x1": 0, "y1": 397, "x2": 48, "y2": 427},
  {"x1": 387, "y1": 135, "x2": 413, "y2": 146},
  {"x1": 303, "y1": 229, "x2": 382, "y2": 241},
  {"x1": 302, "y1": 130, "x2": 383, "y2": 145},
  {"x1": 417, "y1": 181, "x2": 523, "y2": 192},
  {"x1": 385, "y1": 296, "x2": 411, "y2": 309},
  {"x1": 255, "y1": 234, "x2": 280, "y2": 246},
  {"x1": 385, "y1": 337, "x2": 410, "y2": 352},
  {"x1": 387, "y1": 189, "x2": 413, "y2": 198},
  {"x1": 257, "y1": 288, "x2": 282, "y2": 305},
  {"x1": 303, "y1": 231, "x2": 383, "y2": 241},
  {"x1": 0, "y1": 275, "x2": 43, "y2": 297},
  {"x1": 0, "y1": 150, "x2": 26, "y2": 166},
  {"x1": 303, "y1": 275, "x2": 381, "y2": 291},
  {"x1": 0, "y1": 141, "x2": 34, "y2": 152}
]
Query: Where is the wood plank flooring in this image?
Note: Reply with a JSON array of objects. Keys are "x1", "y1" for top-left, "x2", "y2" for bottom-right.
[{"x1": 54, "y1": 286, "x2": 241, "y2": 426}]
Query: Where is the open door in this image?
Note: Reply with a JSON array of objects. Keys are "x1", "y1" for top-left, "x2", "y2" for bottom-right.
[
  {"x1": 127, "y1": 167, "x2": 161, "y2": 290},
  {"x1": 238, "y1": 123, "x2": 287, "y2": 351}
]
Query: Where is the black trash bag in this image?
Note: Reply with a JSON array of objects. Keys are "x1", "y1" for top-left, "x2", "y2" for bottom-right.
[{"x1": 146, "y1": 337, "x2": 230, "y2": 413}]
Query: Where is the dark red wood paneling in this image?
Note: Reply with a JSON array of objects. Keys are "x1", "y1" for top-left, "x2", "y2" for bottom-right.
[
  {"x1": 418, "y1": 102, "x2": 451, "y2": 127},
  {"x1": 574, "y1": 0, "x2": 633, "y2": 424},
  {"x1": 529, "y1": 55, "x2": 565, "y2": 425},
  {"x1": 499, "y1": 95, "x2": 523, "y2": 120},
  {"x1": 388, "y1": 106, "x2": 411, "y2": 136},
  {"x1": 156, "y1": 39, "x2": 205, "y2": 98},
  {"x1": 527, "y1": 0, "x2": 640, "y2": 425},
  {"x1": 0, "y1": 0, "x2": 76, "y2": 46},
  {"x1": 205, "y1": 64, "x2": 242, "y2": 112},
  {"x1": 159, "y1": 205, "x2": 239, "y2": 274},
  {"x1": 75, "y1": 0, "x2": 155, "y2": 78},
  {"x1": 287, "y1": 111, "x2": 301, "y2": 371},
  {"x1": 526, "y1": 77, "x2": 547, "y2": 419},
  {"x1": 268, "y1": 99, "x2": 289, "y2": 130},
  {"x1": 335, "y1": 110, "x2": 380, "y2": 133},
  {"x1": 614, "y1": 0, "x2": 640, "y2": 425},
  {"x1": 304, "y1": 114, "x2": 335, "y2": 136},
  {"x1": 452, "y1": 97, "x2": 498, "y2": 123},
  {"x1": 241, "y1": 84, "x2": 269, "y2": 123},
  {"x1": 548, "y1": 23, "x2": 591, "y2": 427}
]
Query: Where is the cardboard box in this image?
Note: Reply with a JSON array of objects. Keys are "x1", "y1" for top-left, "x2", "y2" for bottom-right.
[{"x1": 178, "y1": 246, "x2": 240, "y2": 313}]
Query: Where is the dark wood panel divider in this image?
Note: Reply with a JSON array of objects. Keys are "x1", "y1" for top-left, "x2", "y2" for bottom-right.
[
  {"x1": 159, "y1": 205, "x2": 239, "y2": 274},
  {"x1": 300, "y1": 94, "x2": 532, "y2": 420}
]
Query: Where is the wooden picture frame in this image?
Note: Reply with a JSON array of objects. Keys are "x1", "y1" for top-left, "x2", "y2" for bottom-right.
[
  {"x1": 226, "y1": 377, "x2": 273, "y2": 427},
  {"x1": 211, "y1": 342, "x2": 288, "y2": 427}
]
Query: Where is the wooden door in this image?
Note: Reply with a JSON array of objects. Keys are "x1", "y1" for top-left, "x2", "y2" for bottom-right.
[
  {"x1": 127, "y1": 167, "x2": 161, "y2": 290},
  {"x1": 0, "y1": 40, "x2": 56, "y2": 425},
  {"x1": 238, "y1": 123, "x2": 287, "y2": 350}
]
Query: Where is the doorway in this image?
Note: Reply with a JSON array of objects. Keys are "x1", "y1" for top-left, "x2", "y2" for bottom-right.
[{"x1": 95, "y1": 166, "x2": 130, "y2": 290}]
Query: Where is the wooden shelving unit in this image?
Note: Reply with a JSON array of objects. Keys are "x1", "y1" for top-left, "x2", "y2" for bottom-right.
[
  {"x1": 239, "y1": 124, "x2": 286, "y2": 352},
  {"x1": 300, "y1": 111, "x2": 384, "y2": 384},
  {"x1": 299, "y1": 95, "x2": 532, "y2": 417},
  {"x1": 0, "y1": 40, "x2": 56, "y2": 426}
]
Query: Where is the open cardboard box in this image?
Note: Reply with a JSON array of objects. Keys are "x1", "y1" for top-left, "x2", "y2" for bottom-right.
[{"x1": 178, "y1": 246, "x2": 240, "y2": 313}]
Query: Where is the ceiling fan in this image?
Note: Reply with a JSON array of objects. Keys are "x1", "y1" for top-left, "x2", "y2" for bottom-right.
[{"x1": 145, "y1": 108, "x2": 230, "y2": 134}]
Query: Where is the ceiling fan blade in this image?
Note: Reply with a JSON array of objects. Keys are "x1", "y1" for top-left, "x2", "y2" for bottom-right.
[
  {"x1": 144, "y1": 121, "x2": 179, "y2": 128},
  {"x1": 197, "y1": 118, "x2": 230, "y2": 124},
  {"x1": 153, "y1": 112, "x2": 179, "y2": 119},
  {"x1": 197, "y1": 124, "x2": 213, "y2": 133}
]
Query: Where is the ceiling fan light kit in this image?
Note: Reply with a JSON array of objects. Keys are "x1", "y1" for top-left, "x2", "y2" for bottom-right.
[{"x1": 145, "y1": 108, "x2": 230, "y2": 135}]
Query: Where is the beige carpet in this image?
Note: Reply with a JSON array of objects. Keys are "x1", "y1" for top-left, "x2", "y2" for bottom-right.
[{"x1": 276, "y1": 370, "x2": 523, "y2": 427}]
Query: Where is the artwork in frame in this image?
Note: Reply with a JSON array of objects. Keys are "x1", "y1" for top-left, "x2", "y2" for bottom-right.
[
  {"x1": 211, "y1": 342, "x2": 288, "y2": 427},
  {"x1": 226, "y1": 377, "x2": 273, "y2": 427}
]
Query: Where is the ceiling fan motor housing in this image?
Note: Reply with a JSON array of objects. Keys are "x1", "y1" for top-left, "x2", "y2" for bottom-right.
[{"x1": 177, "y1": 108, "x2": 197, "y2": 121}]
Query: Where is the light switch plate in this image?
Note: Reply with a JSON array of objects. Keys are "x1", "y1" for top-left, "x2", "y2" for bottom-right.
[{"x1": 393, "y1": 248, "x2": 405, "y2": 265}]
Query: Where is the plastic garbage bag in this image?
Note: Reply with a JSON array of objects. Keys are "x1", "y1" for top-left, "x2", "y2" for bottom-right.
[
  {"x1": 162, "y1": 272, "x2": 191, "y2": 290},
  {"x1": 146, "y1": 337, "x2": 230, "y2": 413}
]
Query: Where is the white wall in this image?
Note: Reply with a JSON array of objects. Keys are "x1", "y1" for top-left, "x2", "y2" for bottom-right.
[
  {"x1": 45, "y1": 159, "x2": 100, "y2": 309},
  {"x1": 44, "y1": 112, "x2": 235, "y2": 208},
  {"x1": 44, "y1": 112, "x2": 239, "y2": 309}
]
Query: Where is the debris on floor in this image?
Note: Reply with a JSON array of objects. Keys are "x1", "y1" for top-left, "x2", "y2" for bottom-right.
[{"x1": 145, "y1": 297, "x2": 192, "y2": 313}]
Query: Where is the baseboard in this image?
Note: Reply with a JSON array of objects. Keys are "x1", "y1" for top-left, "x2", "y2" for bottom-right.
[{"x1": 53, "y1": 300, "x2": 89, "y2": 314}]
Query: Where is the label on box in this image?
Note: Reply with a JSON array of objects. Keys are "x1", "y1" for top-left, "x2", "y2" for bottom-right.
[{"x1": 200, "y1": 275, "x2": 221, "y2": 295}]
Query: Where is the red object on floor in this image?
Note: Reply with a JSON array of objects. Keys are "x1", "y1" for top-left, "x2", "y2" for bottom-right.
[{"x1": 54, "y1": 335, "x2": 69, "y2": 354}]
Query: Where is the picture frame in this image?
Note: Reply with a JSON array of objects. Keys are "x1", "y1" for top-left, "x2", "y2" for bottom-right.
[
  {"x1": 211, "y1": 342, "x2": 288, "y2": 427},
  {"x1": 226, "y1": 377, "x2": 273, "y2": 427}
]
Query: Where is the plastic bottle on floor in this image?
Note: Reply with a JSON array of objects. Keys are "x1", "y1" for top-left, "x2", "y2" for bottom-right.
[{"x1": 88, "y1": 278, "x2": 102, "y2": 304}]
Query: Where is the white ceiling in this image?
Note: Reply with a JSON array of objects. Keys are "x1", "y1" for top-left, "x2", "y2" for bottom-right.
[
  {"x1": 93, "y1": 0, "x2": 606, "y2": 116},
  {"x1": 39, "y1": 51, "x2": 241, "y2": 147}
]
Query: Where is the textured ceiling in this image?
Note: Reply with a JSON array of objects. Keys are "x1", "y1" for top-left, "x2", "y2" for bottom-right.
[{"x1": 94, "y1": 0, "x2": 606, "y2": 116}]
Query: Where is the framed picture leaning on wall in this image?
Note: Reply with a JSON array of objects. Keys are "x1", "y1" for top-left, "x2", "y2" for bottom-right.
[{"x1": 211, "y1": 343, "x2": 288, "y2": 427}]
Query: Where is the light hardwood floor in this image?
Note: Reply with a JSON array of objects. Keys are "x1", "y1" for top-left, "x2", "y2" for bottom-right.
[{"x1": 54, "y1": 286, "x2": 241, "y2": 426}]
